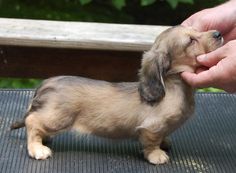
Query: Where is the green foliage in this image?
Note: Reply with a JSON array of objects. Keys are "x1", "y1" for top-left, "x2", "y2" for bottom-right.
[
  {"x1": 166, "y1": 0, "x2": 194, "y2": 9},
  {"x1": 0, "y1": 0, "x2": 133, "y2": 23},
  {"x1": 111, "y1": 0, "x2": 126, "y2": 10},
  {"x1": 78, "y1": 0, "x2": 196, "y2": 9},
  {"x1": 79, "y1": 0, "x2": 92, "y2": 5},
  {"x1": 0, "y1": 0, "x2": 226, "y2": 22},
  {"x1": 79, "y1": 0, "x2": 226, "y2": 9},
  {"x1": 141, "y1": 0, "x2": 156, "y2": 6}
]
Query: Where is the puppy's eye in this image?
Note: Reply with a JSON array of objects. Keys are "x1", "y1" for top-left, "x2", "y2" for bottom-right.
[{"x1": 188, "y1": 37, "x2": 197, "y2": 45}]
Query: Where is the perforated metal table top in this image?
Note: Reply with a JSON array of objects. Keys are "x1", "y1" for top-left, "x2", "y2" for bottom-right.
[{"x1": 0, "y1": 89, "x2": 236, "y2": 173}]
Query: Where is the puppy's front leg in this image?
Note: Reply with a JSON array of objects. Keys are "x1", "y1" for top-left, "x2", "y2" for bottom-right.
[
  {"x1": 160, "y1": 137, "x2": 171, "y2": 151},
  {"x1": 138, "y1": 129, "x2": 169, "y2": 165}
]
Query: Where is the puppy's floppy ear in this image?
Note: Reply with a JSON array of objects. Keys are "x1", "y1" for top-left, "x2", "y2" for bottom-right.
[{"x1": 138, "y1": 49, "x2": 171, "y2": 104}]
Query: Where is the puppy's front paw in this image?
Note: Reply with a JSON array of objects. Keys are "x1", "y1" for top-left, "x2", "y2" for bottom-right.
[
  {"x1": 28, "y1": 143, "x2": 52, "y2": 160},
  {"x1": 147, "y1": 149, "x2": 169, "y2": 165}
]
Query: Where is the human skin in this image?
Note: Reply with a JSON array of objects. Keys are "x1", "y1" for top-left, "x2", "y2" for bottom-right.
[{"x1": 181, "y1": 0, "x2": 236, "y2": 92}]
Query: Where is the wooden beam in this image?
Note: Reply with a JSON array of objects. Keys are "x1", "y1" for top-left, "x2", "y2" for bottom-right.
[
  {"x1": 0, "y1": 46, "x2": 142, "y2": 81},
  {"x1": 0, "y1": 18, "x2": 169, "y2": 51}
]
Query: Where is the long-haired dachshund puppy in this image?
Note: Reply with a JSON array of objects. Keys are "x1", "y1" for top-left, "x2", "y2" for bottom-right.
[{"x1": 11, "y1": 26, "x2": 223, "y2": 164}]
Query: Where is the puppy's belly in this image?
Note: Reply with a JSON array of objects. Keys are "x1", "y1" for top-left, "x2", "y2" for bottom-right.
[{"x1": 73, "y1": 123, "x2": 136, "y2": 139}]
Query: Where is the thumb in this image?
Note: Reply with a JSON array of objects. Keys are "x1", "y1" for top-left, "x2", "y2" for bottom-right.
[{"x1": 197, "y1": 46, "x2": 226, "y2": 67}]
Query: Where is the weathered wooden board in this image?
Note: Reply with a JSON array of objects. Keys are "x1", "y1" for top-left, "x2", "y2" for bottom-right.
[{"x1": 0, "y1": 18, "x2": 169, "y2": 51}]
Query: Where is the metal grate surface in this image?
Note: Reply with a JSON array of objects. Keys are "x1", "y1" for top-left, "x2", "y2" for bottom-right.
[{"x1": 0, "y1": 89, "x2": 236, "y2": 173}]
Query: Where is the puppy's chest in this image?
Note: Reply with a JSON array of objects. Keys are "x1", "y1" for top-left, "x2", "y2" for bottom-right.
[
  {"x1": 167, "y1": 100, "x2": 194, "y2": 123},
  {"x1": 163, "y1": 90, "x2": 195, "y2": 127},
  {"x1": 141, "y1": 90, "x2": 194, "y2": 132}
]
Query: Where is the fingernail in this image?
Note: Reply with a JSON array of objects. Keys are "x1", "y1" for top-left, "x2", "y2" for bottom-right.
[{"x1": 197, "y1": 54, "x2": 206, "y2": 62}]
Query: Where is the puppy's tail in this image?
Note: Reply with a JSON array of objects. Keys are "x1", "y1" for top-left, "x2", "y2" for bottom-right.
[
  {"x1": 10, "y1": 120, "x2": 25, "y2": 130},
  {"x1": 11, "y1": 103, "x2": 32, "y2": 130}
]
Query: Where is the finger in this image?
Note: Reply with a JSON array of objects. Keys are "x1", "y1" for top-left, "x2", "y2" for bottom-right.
[
  {"x1": 181, "y1": 68, "x2": 219, "y2": 88},
  {"x1": 181, "y1": 20, "x2": 192, "y2": 27},
  {"x1": 181, "y1": 72, "x2": 205, "y2": 88},
  {"x1": 181, "y1": 19, "x2": 205, "y2": 32},
  {"x1": 197, "y1": 47, "x2": 226, "y2": 67}
]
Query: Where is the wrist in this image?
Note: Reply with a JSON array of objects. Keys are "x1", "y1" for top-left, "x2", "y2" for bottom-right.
[{"x1": 222, "y1": 0, "x2": 236, "y2": 9}]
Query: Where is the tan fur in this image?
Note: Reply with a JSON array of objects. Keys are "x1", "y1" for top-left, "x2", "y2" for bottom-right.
[{"x1": 11, "y1": 26, "x2": 223, "y2": 164}]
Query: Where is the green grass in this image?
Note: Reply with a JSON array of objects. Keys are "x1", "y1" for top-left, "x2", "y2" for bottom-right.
[
  {"x1": 0, "y1": 78, "x2": 224, "y2": 92},
  {"x1": 198, "y1": 87, "x2": 225, "y2": 92},
  {"x1": 198, "y1": 88, "x2": 224, "y2": 93},
  {"x1": 0, "y1": 78, "x2": 42, "y2": 88}
]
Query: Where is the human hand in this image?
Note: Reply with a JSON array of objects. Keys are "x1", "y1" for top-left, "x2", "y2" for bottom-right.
[
  {"x1": 182, "y1": 1, "x2": 236, "y2": 42},
  {"x1": 181, "y1": 40, "x2": 236, "y2": 93}
]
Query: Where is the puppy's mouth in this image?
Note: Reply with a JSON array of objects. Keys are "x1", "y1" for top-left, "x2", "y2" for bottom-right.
[
  {"x1": 213, "y1": 33, "x2": 224, "y2": 49},
  {"x1": 217, "y1": 36, "x2": 224, "y2": 47},
  {"x1": 220, "y1": 37, "x2": 224, "y2": 45}
]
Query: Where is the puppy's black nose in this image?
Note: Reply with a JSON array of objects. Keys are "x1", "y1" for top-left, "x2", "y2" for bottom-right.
[{"x1": 212, "y1": 31, "x2": 222, "y2": 39}]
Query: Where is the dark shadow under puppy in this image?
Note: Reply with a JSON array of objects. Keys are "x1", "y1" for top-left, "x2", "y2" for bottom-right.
[{"x1": 11, "y1": 26, "x2": 223, "y2": 164}]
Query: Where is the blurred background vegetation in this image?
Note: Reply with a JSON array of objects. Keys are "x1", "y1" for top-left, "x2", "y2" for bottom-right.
[{"x1": 0, "y1": 0, "x2": 226, "y2": 90}]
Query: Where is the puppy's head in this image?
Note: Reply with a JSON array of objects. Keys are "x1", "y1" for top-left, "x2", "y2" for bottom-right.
[{"x1": 139, "y1": 26, "x2": 223, "y2": 104}]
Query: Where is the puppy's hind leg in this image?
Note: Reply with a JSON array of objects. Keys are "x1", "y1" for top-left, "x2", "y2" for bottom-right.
[{"x1": 25, "y1": 113, "x2": 52, "y2": 160}]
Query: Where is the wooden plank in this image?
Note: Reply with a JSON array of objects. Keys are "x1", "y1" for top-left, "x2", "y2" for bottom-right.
[
  {"x1": 0, "y1": 46, "x2": 142, "y2": 81},
  {"x1": 0, "y1": 18, "x2": 169, "y2": 51}
]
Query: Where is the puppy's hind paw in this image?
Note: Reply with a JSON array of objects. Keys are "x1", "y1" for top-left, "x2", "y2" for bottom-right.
[
  {"x1": 147, "y1": 149, "x2": 169, "y2": 165},
  {"x1": 28, "y1": 144, "x2": 52, "y2": 160}
]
